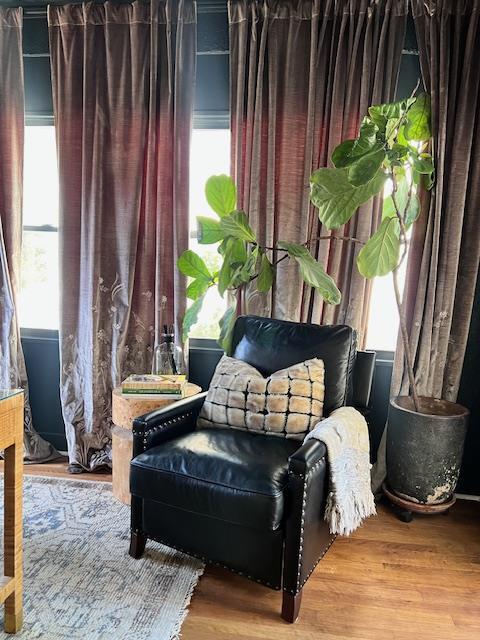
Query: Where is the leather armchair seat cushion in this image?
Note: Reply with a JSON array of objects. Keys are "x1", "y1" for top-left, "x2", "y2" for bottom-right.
[{"x1": 130, "y1": 428, "x2": 299, "y2": 532}]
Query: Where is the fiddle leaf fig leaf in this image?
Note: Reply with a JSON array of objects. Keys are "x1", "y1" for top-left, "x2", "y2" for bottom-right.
[
  {"x1": 222, "y1": 237, "x2": 248, "y2": 266},
  {"x1": 387, "y1": 143, "x2": 410, "y2": 164},
  {"x1": 239, "y1": 247, "x2": 259, "y2": 282},
  {"x1": 397, "y1": 125, "x2": 409, "y2": 147},
  {"x1": 350, "y1": 119, "x2": 378, "y2": 156},
  {"x1": 257, "y1": 252, "x2": 274, "y2": 293},
  {"x1": 276, "y1": 240, "x2": 306, "y2": 256},
  {"x1": 423, "y1": 170, "x2": 435, "y2": 191},
  {"x1": 357, "y1": 217, "x2": 400, "y2": 278},
  {"x1": 332, "y1": 139, "x2": 356, "y2": 168},
  {"x1": 177, "y1": 250, "x2": 212, "y2": 281},
  {"x1": 404, "y1": 193, "x2": 420, "y2": 228},
  {"x1": 382, "y1": 195, "x2": 396, "y2": 220},
  {"x1": 388, "y1": 176, "x2": 420, "y2": 228},
  {"x1": 347, "y1": 147, "x2": 386, "y2": 186},
  {"x1": 205, "y1": 174, "x2": 237, "y2": 218},
  {"x1": 217, "y1": 259, "x2": 233, "y2": 297},
  {"x1": 296, "y1": 252, "x2": 341, "y2": 305},
  {"x1": 182, "y1": 295, "x2": 205, "y2": 342},
  {"x1": 385, "y1": 118, "x2": 400, "y2": 144},
  {"x1": 218, "y1": 305, "x2": 237, "y2": 354},
  {"x1": 277, "y1": 242, "x2": 341, "y2": 304},
  {"x1": 197, "y1": 216, "x2": 224, "y2": 244},
  {"x1": 404, "y1": 93, "x2": 431, "y2": 142},
  {"x1": 220, "y1": 210, "x2": 256, "y2": 243},
  {"x1": 186, "y1": 278, "x2": 211, "y2": 301},
  {"x1": 310, "y1": 167, "x2": 387, "y2": 229},
  {"x1": 413, "y1": 153, "x2": 434, "y2": 174},
  {"x1": 217, "y1": 237, "x2": 251, "y2": 296},
  {"x1": 368, "y1": 101, "x2": 403, "y2": 132}
]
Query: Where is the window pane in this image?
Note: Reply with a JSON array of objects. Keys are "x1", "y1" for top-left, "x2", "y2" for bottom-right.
[
  {"x1": 188, "y1": 129, "x2": 230, "y2": 339},
  {"x1": 19, "y1": 230, "x2": 59, "y2": 330},
  {"x1": 20, "y1": 126, "x2": 59, "y2": 330},
  {"x1": 365, "y1": 273, "x2": 400, "y2": 351},
  {"x1": 23, "y1": 126, "x2": 59, "y2": 228},
  {"x1": 365, "y1": 179, "x2": 411, "y2": 352}
]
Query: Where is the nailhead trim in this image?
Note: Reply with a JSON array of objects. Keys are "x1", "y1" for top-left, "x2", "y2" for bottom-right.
[
  {"x1": 130, "y1": 528, "x2": 282, "y2": 590},
  {"x1": 287, "y1": 455, "x2": 335, "y2": 594},
  {"x1": 132, "y1": 411, "x2": 194, "y2": 451},
  {"x1": 132, "y1": 451, "x2": 331, "y2": 595},
  {"x1": 285, "y1": 534, "x2": 336, "y2": 594}
]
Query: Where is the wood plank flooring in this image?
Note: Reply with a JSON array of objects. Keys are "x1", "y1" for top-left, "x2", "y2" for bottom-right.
[
  {"x1": 7, "y1": 461, "x2": 480, "y2": 639},
  {"x1": 182, "y1": 500, "x2": 480, "y2": 640},
  {"x1": 0, "y1": 457, "x2": 112, "y2": 483}
]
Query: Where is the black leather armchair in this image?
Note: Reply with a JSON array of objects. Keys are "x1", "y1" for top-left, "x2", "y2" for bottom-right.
[{"x1": 129, "y1": 316, "x2": 375, "y2": 622}]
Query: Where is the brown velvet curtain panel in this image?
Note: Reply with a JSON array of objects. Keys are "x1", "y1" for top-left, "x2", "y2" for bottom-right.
[
  {"x1": 0, "y1": 8, "x2": 59, "y2": 462},
  {"x1": 230, "y1": 0, "x2": 407, "y2": 345},
  {"x1": 392, "y1": 0, "x2": 480, "y2": 400},
  {"x1": 48, "y1": 0, "x2": 196, "y2": 470}
]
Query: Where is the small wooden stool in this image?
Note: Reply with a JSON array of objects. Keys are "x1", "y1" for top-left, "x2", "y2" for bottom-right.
[{"x1": 111, "y1": 383, "x2": 202, "y2": 504}]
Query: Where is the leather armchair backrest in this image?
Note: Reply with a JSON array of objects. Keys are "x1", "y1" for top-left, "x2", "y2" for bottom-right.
[
  {"x1": 231, "y1": 315, "x2": 357, "y2": 415},
  {"x1": 352, "y1": 350, "x2": 376, "y2": 409}
]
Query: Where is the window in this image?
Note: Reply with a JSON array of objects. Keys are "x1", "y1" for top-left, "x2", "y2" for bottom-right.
[
  {"x1": 365, "y1": 268, "x2": 406, "y2": 352},
  {"x1": 20, "y1": 126, "x2": 60, "y2": 331},
  {"x1": 365, "y1": 180, "x2": 411, "y2": 352},
  {"x1": 187, "y1": 128, "x2": 230, "y2": 338}
]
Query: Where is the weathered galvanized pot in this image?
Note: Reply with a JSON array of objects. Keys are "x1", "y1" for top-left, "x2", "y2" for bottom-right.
[{"x1": 387, "y1": 396, "x2": 469, "y2": 504}]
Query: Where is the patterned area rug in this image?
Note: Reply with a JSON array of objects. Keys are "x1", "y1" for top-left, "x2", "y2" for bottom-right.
[{"x1": 0, "y1": 476, "x2": 204, "y2": 640}]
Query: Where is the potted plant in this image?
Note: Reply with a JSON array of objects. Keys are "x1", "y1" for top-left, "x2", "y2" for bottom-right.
[
  {"x1": 309, "y1": 91, "x2": 468, "y2": 514},
  {"x1": 178, "y1": 90, "x2": 468, "y2": 515}
]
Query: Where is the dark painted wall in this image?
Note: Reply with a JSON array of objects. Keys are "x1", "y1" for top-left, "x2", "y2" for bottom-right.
[
  {"x1": 457, "y1": 272, "x2": 480, "y2": 494},
  {"x1": 21, "y1": 332, "x2": 65, "y2": 451}
]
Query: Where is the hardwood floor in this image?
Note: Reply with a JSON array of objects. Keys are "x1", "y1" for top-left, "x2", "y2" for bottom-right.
[
  {"x1": 0, "y1": 457, "x2": 112, "y2": 483},
  {"x1": 8, "y1": 462, "x2": 480, "y2": 639},
  {"x1": 182, "y1": 500, "x2": 480, "y2": 640}
]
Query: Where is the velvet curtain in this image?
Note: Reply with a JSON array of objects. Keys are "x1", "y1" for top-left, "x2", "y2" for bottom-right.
[
  {"x1": 391, "y1": 0, "x2": 480, "y2": 400},
  {"x1": 0, "y1": 8, "x2": 59, "y2": 462},
  {"x1": 372, "y1": 0, "x2": 480, "y2": 493},
  {"x1": 48, "y1": 0, "x2": 196, "y2": 471},
  {"x1": 229, "y1": 0, "x2": 407, "y2": 345}
]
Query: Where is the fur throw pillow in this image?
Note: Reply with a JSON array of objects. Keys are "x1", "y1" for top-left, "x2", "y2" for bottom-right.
[{"x1": 197, "y1": 355, "x2": 325, "y2": 439}]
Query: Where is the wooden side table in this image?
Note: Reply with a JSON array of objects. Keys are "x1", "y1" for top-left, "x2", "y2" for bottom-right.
[
  {"x1": 111, "y1": 383, "x2": 202, "y2": 504},
  {"x1": 0, "y1": 390, "x2": 24, "y2": 634}
]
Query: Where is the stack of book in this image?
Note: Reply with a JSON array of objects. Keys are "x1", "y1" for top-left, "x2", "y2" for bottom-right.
[{"x1": 121, "y1": 374, "x2": 187, "y2": 398}]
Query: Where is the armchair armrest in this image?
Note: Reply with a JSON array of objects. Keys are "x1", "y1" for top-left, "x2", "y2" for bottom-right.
[
  {"x1": 132, "y1": 392, "x2": 207, "y2": 457},
  {"x1": 283, "y1": 438, "x2": 335, "y2": 597},
  {"x1": 288, "y1": 439, "x2": 326, "y2": 476}
]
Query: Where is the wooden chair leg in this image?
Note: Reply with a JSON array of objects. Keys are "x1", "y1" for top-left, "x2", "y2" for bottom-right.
[
  {"x1": 129, "y1": 531, "x2": 147, "y2": 559},
  {"x1": 281, "y1": 590, "x2": 302, "y2": 623}
]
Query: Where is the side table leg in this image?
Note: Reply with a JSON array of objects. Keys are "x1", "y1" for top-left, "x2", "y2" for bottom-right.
[{"x1": 4, "y1": 436, "x2": 23, "y2": 633}]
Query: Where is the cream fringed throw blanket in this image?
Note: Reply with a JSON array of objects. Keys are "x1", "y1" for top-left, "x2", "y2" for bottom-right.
[{"x1": 304, "y1": 407, "x2": 376, "y2": 536}]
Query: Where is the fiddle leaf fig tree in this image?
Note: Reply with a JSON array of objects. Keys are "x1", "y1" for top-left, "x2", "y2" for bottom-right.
[
  {"x1": 310, "y1": 91, "x2": 434, "y2": 411},
  {"x1": 178, "y1": 174, "x2": 341, "y2": 353},
  {"x1": 178, "y1": 89, "x2": 433, "y2": 412}
]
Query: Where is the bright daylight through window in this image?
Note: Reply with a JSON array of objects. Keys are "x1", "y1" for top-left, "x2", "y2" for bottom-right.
[
  {"x1": 19, "y1": 125, "x2": 401, "y2": 350},
  {"x1": 365, "y1": 178, "x2": 411, "y2": 352},
  {"x1": 20, "y1": 126, "x2": 60, "y2": 331},
  {"x1": 187, "y1": 128, "x2": 229, "y2": 339}
]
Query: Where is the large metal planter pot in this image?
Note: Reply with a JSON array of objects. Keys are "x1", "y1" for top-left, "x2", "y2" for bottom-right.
[{"x1": 387, "y1": 396, "x2": 469, "y2": 504}]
